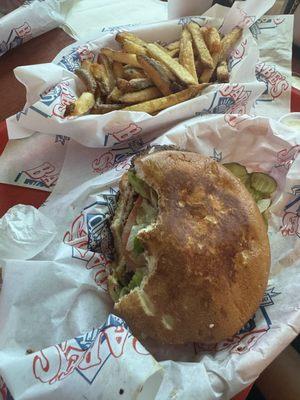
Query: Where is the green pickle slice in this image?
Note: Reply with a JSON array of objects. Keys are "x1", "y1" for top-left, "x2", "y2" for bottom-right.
[
  {"x1": 223, "y1": 162, "x2": 249, "y2": 184},
  {"x1": 256, "y1": 198, "x2": 271, "y2": 214},
  {"x1": 250, "y1": 172, "x2": 277, "y2": 195}
]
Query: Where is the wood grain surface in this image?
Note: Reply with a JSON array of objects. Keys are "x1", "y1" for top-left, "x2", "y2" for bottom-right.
[{"x1": 0, "y1": 28, "x2": 74, "y2": 121}]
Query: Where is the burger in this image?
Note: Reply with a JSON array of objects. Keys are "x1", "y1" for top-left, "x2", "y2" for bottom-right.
[{"x1": 108, "y1": 147, "x2": 270, "y2": 344}]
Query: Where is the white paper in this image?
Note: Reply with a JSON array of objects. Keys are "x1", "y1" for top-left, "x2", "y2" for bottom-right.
[
  {"x1": 1, "y1": 114, "x2": 299, "y2": 400},
  {"x1": 6, "y1": 15, "x2": 264, "y2": 147},
  {"x1": 0, "y1": 0, "x2": 65, "y2": 57}
]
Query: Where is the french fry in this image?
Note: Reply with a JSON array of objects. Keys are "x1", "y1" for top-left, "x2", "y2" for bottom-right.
[
  {"x1": 199, "y1": 52, "x2": 219, "y2": 83},
  {"x1": 146, "y1": 43, "x2": 197, "y2": 85},
  {"x1": 121, "y1": 78, "x2": 154, "y2": 92},
  {"x1": 122, "y1": 39, "x2": 147, "y2": 56},
  {"x1": 187, "y1": 22, "x2": 213, "y2": 69},
  {"x1": 71, "y1": 92, "x2": 95, "y2": 116},
  {"x1": 117, "y1": 78, "x2": 130, "y2": 92},
  {"x1": 115, "y1": 32, "x2": 147, "y2": 47},
  {"x1": 137, "y1": 55, "x2": 173, "y2": 96},
  {"x1": 119, "y1": 87, "x2": 161, "y2": 104},
  {"x1": 75, "y1": 68, "x2": 97, "y2": 94},
  {"x1": 97, "y1": 54, "x2": 116, "y2": 92},
  {"x1": 91, "y1": 101, "x2": 123, "y2": 114},
  {"x1": 90, "y1": 63, "x2": 110, "y2": 96},
  {"x1": 206, "y1": 27, "x2": 221, "y2": 54},
  {"x1": 123, "y1": 65, "x2": 146, "y2": 80},
  {"x1": 165, "y1": 40, "x2": 180, "y2": 51},
  {"x1": 219, "y1": 27, "x2": 242, "y2": 61},
  {"x1": 123, "y1": 84, "x2": 208, "y2": 114},
  {"x1": 112, "y1": 61, "x2": 124, "y2": 79},
  {"x1": 101, "y1": 48, "x2": 140, "y2": 68},
  {"x1": 179, "y1": 27, "x2": 198, "y2": 83},
  {"x1": 81, "y1": 60, "x2": 93, "y2": 71},
  {"x1": 107, "y1": 87, "x2": 122, "y2": 103},
  {"x1": 168, "y1": 48, "x2": 179, "y2": 57},
  {"x1": 216, "y1": 61, "x2": 229, "y2": 82}
]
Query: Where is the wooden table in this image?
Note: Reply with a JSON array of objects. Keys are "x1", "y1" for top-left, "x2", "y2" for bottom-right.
[{"x1": 0, "y1": 27, "x2": 299, "y2": 400}]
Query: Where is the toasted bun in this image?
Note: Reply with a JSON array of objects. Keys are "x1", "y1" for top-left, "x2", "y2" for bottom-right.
[{"x1": 112, "y1": 150, "x2": 270, "y2": 344}]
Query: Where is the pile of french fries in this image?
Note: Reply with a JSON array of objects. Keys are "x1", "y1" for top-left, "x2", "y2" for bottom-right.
[{"x1": 65, "y1": 23, "x2": 242, "y2": 117}]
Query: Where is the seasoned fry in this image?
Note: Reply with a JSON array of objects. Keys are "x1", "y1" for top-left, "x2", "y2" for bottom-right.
[
  {"x1": 137, "y1": 55, "x2": 173, "y2": 96},
  {"x1": 117, "y1": 78, "x2": 130, "y2": 92},
  {"x1": 168, "y1": 48, "x2": 179, "y2": 57},
  {"x1": 119, "y1": 87, "x2": 161, "y2": 104},
  {"x1": 165, "y1": 40, "x2": 180, "y2": 51},
  {"x1": 81, "y1": 60, "x2": 93, "y2": 71},
  {"x1": 115, "y1": 32, "x2": 147, "y2": 47},
  {"x1": 90, "y1": 63, "x2": 110, "y2": 96},
  {"x1": 199, "y1": 26, "x2": 209, "y2": 42},
  {"x1": 75, "y1": 68, "x2": 97, "y2": 93},
  {"x1": 71, "y1": 92, "x2": 95, "y2": 116},
  {"x1": 206, "y1": 27, "x2": 221, "y2": 54},
  {"x1": 123, "y1": 65, "x2": 146, "y2": 80},
  {"x1": 219, "y1": 27, "x2": 242, "y2": 61},
  {"x1": 199, "y1": 52, "x2": 219, "y2": 83},
  {"x1": 107, "y1": 87, "x2": 122, "y2": 103},
  {"x1": 187, "y1": 22, "x2": 213, "y2": 69},
  {"x1": 179, "y1": 27, "x2": 198, "y2": 83},
  {"x1": 146, "y1": 43, "x2": 197, "y2": 85},
  {"x1": 216, "y1": 60, "x2": 229, "y2": 83},
  {"x1": 122, "y1": 39, "x2": 147, "y2": 56},
  {"x1": 122, "y1": 78, "x2": 154, "y2": 92},
  {"x1": 91, "y1": 101, "x2": 123, "y2": 114},
  {"x1": 123, "y1": 84, "x2": 208, "y2": 114},
  {"x1": 97, "y1": 54, "x2": 116, "y2": 92},
  {"x1": 112, "y1": 61, "x2": 124, "y2": 79},
  {"x1": 101, "y1": 48, "x2": 140, "y2": 68}
]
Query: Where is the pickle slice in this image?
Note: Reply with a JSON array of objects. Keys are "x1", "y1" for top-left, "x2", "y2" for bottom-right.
[
  {"x1": 244, "y1": 178, "x2": 264, "y2": 202},
  {"x1": 223, "y1": 162, "x2": 249, "y2": 183},
  {"x1": 250, "y1": 172, "x2": 277, "y2": 195},
  {"x1": 256, "y1": 198, "x2": 271, "y2": 214}
]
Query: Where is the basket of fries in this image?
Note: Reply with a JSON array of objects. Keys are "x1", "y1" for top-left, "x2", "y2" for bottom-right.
[{"x1": 7, "y1": 15, "x2": 264, "y2": 147}]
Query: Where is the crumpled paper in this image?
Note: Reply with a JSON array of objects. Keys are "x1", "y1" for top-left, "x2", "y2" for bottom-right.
[
  {"x1": 0, "y1": 114, "x2": 299, "y2": 400},
  {"x1": 0, "y1": 0, "x2": 66, "y2": 57},
  {"x1": 6, "y1": 8, "x2": 265, "y2": 147}
]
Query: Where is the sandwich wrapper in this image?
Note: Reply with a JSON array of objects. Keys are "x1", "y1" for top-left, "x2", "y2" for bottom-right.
[{"x1": 0, "y1": 114, "x2": 299, "y2": 400}]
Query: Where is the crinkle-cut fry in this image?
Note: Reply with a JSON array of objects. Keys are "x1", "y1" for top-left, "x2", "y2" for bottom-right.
[
  {"x1": 101, "y1": 48, "x2": 140, "y2": 68},
  {"x1": 137, "y1": 55, "x2": 173, "y2": 96},
  {"x1": 123, "y1": 84, "x2": 209, "y2": 114},
  {"x1": 71, "y1": 92, "x2": 95, "y2": 116},
  {"x1": 107, "y1": 86, "x2": 122, "y2": 103},
  {"x1": 90, "y1": 63, "x2": 110, "y2": 96},
  {"x1": 165, "y1": 40, "x2": 180, "y2": 51},
  {"x1": 187, "y1": 22, "x2": 213, "y2": 69},
  {"x1": 75, "y1": 68, "x2": 97, "y2": 94},
  {"x1": 123, "y1": 65, "x2": 146, "y2": 80},
  {"x1": 199, "y1": 52, "x2": 219, "y2": 83},
  {"x1": 91, "y1": 101, "x2": 123, "y2": 114},
  {"x1": 112, "y1": 61, "x2": 124, "y2": 79},
  {"x1": 97, "y1": 54, "x2": 116, "y2": 92},
  {"x1": 146, "y1": 43, "x2": 197, "y2": 85},
  {"x1": 219, "y1": 27, "x2": 242, "y2": 61},
  {"x1": 216, "y1": 61, "x2": 229, "y2": 83},
  {"x1": 119, "y1": 87, "x2": 161, "y2": 104},
  {"x1": 122, "y1": 39, "x2": 147, "y2": 56},
  {"x1": 115, "y1": 31, "x2": 148, "y2": 47},
  {"x1": 206, "y1": 27, "x2": 221, "y2": 54},
  {"x1": 179, "y1": 27, "x2": 198, "y2": 83}
]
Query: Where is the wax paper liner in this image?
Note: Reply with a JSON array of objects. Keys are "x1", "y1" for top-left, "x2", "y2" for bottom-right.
[
  {"x1": 0, "y1": 0, "x2": 66, "y2": 57},
  {"x1": 6, "y1": 13, "x2": 265, "y2": 148},
  {"x1": 0, "y1": 114, "x2": 299, "y2": 399}
]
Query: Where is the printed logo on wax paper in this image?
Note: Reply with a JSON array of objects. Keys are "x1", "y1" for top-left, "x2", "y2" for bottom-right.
[
  {"x1": 103, "y1": 123, "x2": 142, "y2": 147},
  {"x1": 255, "y1": 62, "x2": 289, "y2": 101},
  {"x1": 194, "y1": 287, "x2": 280, "y2": 355},
  {"x1": 228, "y1": 39, "x2": 247, "y2": 70},
  {"x1": 0, "y1": 22, "x2": 31, "y2": 57},
  {"x1": 32, "y1": 314, "x2": 150, "y2": 386},
  {"x1": 250, "y1": 16, "x2": 285, "y2": 40},
  {"x1": 197, "y1": 84, "x2": 251, "y2": 117},
  {"x1": 281, "y1": 184, "x2": 300, "y2": 238},
  {"x1": 178, "y1": 16, "x2": 207, "y2": 26},
  {"x1": 274, "y1": 145, "x2": 300, "y2": 171},
  {"x1": 0, "y1": 377, "x2": 13, "y2": 400},
  {"x1": 63, "y1": 190, "x2": 118, "y2": 289},
  {"x1": 30, "y1": 81, "x2": 76, "y2": 119},
  {"x1": 58, "y1": 45, "x2": 95, "y2": 72},
  {"x1": 55, "y1": 135, "x2": 70, "y2": 146},
  {"x1": 14, "y1": 162, "x2": 59, "y2": 190},
  {"x1": 101, "y1": 23, "x2": 137, "y2": 34}
]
